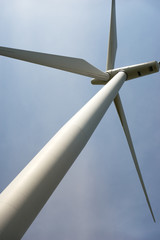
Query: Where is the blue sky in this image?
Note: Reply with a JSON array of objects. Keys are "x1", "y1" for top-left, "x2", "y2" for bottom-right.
[{"x1": 0, "y1": 0, "x2": 160, "y2": 239}]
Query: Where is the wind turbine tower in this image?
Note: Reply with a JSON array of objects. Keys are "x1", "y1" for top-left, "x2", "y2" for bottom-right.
[{"x1": 0, "y1": 0, "x2": 159, "y2": 239}]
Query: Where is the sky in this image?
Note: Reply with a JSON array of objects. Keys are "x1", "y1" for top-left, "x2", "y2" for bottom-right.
[{"x1": 0, "y1": 0, "x2": 160, "y2": 239}]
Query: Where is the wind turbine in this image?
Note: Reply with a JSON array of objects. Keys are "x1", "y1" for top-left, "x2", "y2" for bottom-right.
[{"x1": 0, "y1": 0, "x2": 159, "y2": 238}]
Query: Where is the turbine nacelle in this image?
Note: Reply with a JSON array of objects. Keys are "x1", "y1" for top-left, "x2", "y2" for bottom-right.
[{"x1": 91, "y1": 61, "x2": 160, "y2": 85}]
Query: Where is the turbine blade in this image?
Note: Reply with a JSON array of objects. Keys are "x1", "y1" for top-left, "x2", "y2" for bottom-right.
[
  {"x1": 106, "y1": 0, "x2": 117, "y2": 71},
  {"x1": 90, "y1": 0, "x2": 117, "y2": 85},
  {"x1": 106, "y1": 0, "x2": 155, "y2": 221},
  {"x1": 114, "y1": 94, "x2": 155, "y2": 222},
  {"x1": 0, "y1": 46, "x2": 109, "y2": 81}
]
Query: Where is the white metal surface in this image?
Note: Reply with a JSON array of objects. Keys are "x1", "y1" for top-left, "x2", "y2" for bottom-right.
[
  {"x1": 104, "y1": 0, "x2": 156, "y2": 222},
  {"x1": 0, "y1": 1, "x2": 158, "y2": 238},
  {"x1": 0, "y1": 46, "x2": 109, "y2": 81},
  {"x1": 0, "y1": 72, "x2": 126, "y2": 239},
  {"x1": 114, "y1": 94, "x2": 155, "y2": 222},
  {"x1": 91, "y1": 61, "x2": 160, "y2": 84},
  {"x1": 106, "y1": 0, "x2": 117, "y2": 70}
]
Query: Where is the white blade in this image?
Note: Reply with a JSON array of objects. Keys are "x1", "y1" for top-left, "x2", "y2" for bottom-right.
[
  {"x1": 0, "y1": 46, "x2": 109, "y2": 81},
  {"x1": 91, "y1": 0, "x2": 117, "y2": 85},
  {"x1": 106, "y1": 0, "x2": 117, "y2": 71},
  {"x1": 114, "y1": 95, "x2": 155, "y2": 222},
  {"x1": 107, "y1": 1, "x2": 155, "y2": 221}
]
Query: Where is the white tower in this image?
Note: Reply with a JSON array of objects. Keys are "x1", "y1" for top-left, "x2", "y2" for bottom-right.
[{"x1": 0, "y1": 0, "x2": 158, "y2": 239}]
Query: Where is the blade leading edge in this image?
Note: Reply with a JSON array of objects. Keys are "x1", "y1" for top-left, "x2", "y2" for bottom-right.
[{"x1": 107, "y1": 0, "x2": 155, "y2": 221}]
